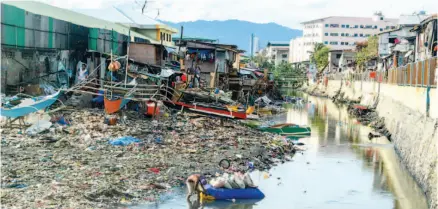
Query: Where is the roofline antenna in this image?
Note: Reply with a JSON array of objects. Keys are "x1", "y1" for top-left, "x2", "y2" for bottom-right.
[
  {"x1": 142, "y1": 0, "x2": 148, "y2": 14},
  {"x1": 155, "y1": 9, "x2": 160, "y2": 19}
]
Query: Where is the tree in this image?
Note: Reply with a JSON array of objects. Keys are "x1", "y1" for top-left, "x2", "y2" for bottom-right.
[
  {"x1": 251, "y1": 53, "x2": 274, "y2": 71},
  {"x1": 310, "y1": 43, "x2": 329, "y2": 72},
  {"x1": 355, "y1": 36, "x2": 378, "y2": 71}
]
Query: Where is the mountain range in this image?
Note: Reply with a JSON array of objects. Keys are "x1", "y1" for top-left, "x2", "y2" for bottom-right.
[{"x1": 161, "y1": 20, "x2": 302, "y2": 54}]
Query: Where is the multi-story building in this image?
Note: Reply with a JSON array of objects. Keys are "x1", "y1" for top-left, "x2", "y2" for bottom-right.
[
  {"x1": 249, "y1": 34, "x2": 260, "y2": 57},
  {"x1": 290, "y1": 12, "x2": 398, "y2": 63},
  {"x1": 266, "y1": 41, "x2": 290, "y2": 66}
]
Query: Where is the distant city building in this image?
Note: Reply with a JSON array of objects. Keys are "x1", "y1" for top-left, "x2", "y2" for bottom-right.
[
  {"x1": 289, "y1": 12, "x2": 398, "y2": 63},
  {"x1": 249, "y1": 34, "x2": 260, "y2": 57},
  {"x1": 266, "y1": 41, "x2": 290, "y2": 66}
]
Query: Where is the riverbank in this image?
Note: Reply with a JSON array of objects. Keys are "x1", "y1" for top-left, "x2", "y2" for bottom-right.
[
  {"x1": 301, "y1": 81, "x2": 437, "y2": 209},
  {"x1": 1, "y1": 108, "x2": 297, "y2": 208}
]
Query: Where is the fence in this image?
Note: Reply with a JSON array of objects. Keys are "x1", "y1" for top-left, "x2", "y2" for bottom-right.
[{"x1": 327, "y1": 56, "x2": 437, "y2": 88}]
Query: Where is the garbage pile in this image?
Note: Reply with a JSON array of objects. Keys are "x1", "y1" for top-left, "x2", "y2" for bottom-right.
[
  {"x1": 347, "y1": 104, "x2": 391, "y2": 140},
  {"x1": 1, "y1": 108, "x2": 300, "y2": 208}
]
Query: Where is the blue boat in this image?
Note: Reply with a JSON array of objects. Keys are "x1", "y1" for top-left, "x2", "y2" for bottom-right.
[
  {"x1": 1, "y1": 91, "x2": 61, "y2": 118},
  {"x1": 201, "y1": 184, "x2": 265, "y2": 200}
]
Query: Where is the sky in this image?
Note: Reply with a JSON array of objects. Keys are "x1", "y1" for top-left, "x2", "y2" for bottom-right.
[{"x1": 17, "y1": 0, "x2": 438, "y2": 29}]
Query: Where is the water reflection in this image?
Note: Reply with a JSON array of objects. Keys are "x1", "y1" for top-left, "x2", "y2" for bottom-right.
[{"x1": 133, "y1": 93, "x2": 427, "y2": 209}]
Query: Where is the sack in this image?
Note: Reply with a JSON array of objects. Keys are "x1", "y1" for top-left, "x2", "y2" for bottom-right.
[
  {"x1": 233, "y1": 173, "x2": 246, "y2": 189},
  {"x1": 227, "y1": 175, "x2": 240, "y2": 189},
  {"x1": 243, "y1": 173, "x2": 256, "y2": 187},
  {"x1": 210, "y1": 177, "x2": 226, "y2": 188},
  {"x1": 222, "y1": 173, "x2": 232, "y2": 189}
]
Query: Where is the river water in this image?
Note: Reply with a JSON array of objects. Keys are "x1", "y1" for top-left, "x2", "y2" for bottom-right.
[{"x1": 131, "y1": 94, "x2": 428, "y2": 209}]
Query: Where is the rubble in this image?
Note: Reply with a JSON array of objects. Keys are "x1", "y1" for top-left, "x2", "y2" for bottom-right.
[{"x1": 1, "y1": 108, "x2": 300, "y2": 208}]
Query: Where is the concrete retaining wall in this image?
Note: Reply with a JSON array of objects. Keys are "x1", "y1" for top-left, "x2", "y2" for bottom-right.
[{"x1": 308, "y1": 80, "x2": 437, "y2": 209}]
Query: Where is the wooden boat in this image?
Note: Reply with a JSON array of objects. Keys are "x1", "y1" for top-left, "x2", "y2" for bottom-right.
[
  {"x1": 259, "y1": 123, "x2": 311, "y2": 136},
  {"x1": 200, "y1": 184, "x2": 265, "y2": 200},
  {"x1": 165, "y1": 88, "x2": 247, "y2": 119},
  {"x1": 170, "y1": 101, "x2": 247, "y2": 119},
  {"x1": 1, "y1": 91, "x2": 61, "y2": 118}
]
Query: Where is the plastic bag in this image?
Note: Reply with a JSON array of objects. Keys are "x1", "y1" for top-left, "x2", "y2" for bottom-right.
[
  {"x1": 26, "y1": 121, "x2": 52, "y2": 136},
  {"x1": 109, "y1": 136, "x2": 140, "y2": 146}
]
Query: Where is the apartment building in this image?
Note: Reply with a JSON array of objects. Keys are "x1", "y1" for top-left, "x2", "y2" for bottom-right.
[
  {"x1": 266, "y1": 41, "x2": 290, "y2": 66},
  {"x1": 290, "y1": 13, "x2": 398, "y2": 63}
]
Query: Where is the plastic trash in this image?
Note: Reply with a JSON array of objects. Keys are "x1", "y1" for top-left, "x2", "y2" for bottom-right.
[
  {"x1": 149, "y1": 168, "x2": 160, "y2": 174},
  {"x1": 109, "y1": 136, "x2": 140, "y2": 146},
  {"x1": 25, "y1": 121, "x2": 52, "y2": 136},
  {"x1": 4, "y1": 184, "x2": 27, "y2": 189}
]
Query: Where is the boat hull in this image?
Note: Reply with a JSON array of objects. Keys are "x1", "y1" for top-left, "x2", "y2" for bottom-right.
[
  {"x1": 165, "y1": 101, "x2": 247, "y2": 119},
  {"x1": 202, "y1": 184, "x2": 265, "y2": 200},
  {"x1": 1, "y1": 91, "x2": 61, "y2": 118},
  {"x1": 259, "y1": 126, "x2": 311, "y2": 136}
]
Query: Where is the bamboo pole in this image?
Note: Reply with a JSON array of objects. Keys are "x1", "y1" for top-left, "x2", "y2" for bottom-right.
[{"x1": 125, "y1": 29, "x2": 130, "y2": 87}]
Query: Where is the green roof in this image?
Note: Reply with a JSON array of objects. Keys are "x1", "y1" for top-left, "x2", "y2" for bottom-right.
[
  {"x1": 267, "y1": 41, "x2": 290, "y2": 47},
  {"x1": 2, "y1": 1, "x2": 155, "y2": 43}
]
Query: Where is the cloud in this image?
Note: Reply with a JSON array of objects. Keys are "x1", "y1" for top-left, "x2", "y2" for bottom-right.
[{"x1": 11, "y1": 0, "x2": 438, "y2": 29}]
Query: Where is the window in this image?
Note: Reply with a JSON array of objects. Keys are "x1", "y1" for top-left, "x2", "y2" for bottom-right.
[
  {"x1": 380, "y1": 28, "x2": 383, "y2": 31},
  {"x1": 341, "y1": 33, "x2": 345, "y2": 36},
  {"x1": 385, "y1": 26, "x2": 390, "y2": 29},
  {"x1": 380, "y1": 17, "x2": 384, "y2": 20},
  {"x1": 330, "y1": 41, "x2": 338, "y2": 45},
  {"x1": 345, "y1": 33, "x2": 349, "y2": 37},
  {"x1": 360, "y1": 25, "x2": 364, "y2": 28},
  {"x1": 341, "y1": 42, "x2": 344, "y2": 45},
  {"x1": 391, "y1": 26, "x2": 396, "y2": 29},
  {"x1": 325, "y1": 24, "x2": 329, "y2": 27},
  {"x1": 374, "y1": 25, "x2": 378, "y2": 29},
  {"x1": 365, "y1": 25, "x2": 373, "y2": 29},
  {"x1": 336, "y1": 54, "x2": 342, "y2": 59},
  {"x1": 282, "y1": 54, "x2": 288, "y2": 58},
  {"x1": 160, "y1": 32, "x2": 164, "y2": 40},
  {"x1": 354, "y1": 33, "x2": 358, "y2": 37},
  {"x1": 330, "y1": 33, "x2": 339, "y2": 36},
  {"x1": 346, "y1": 24, "x2": 350, "y2": 28},
  {"x1": 341, "y1": 24, "x2": 345, "y2": 28},
  {"x1": 324, "y1": 41, "x2": 328, "y2": 44},
  {"x1": 330, "y1": 24, "x2": 339, "y2": 28},
  {"x1": 360, "y1": 34, "x2": 363, "y2": 37},
  {"x1": 325, "y1": 33, "x2": 328, "y2": 36},
  {"x1": 344, "y1": 42, "x2": 348, "y2": 45}
]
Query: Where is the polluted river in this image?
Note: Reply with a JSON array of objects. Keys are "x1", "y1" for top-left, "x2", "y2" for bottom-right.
[{"x1": 131, "y1": 94, "x2": 428, "y2": 209}]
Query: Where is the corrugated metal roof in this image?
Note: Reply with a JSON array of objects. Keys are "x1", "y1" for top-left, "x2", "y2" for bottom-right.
[
  {"x1": 74, "y1": 5, "x2": 177, "y2": 33},
  {"x1": 398, "y1": 14, "x2": 428, "y2": 25},
  {"x1": 2, "y1": 1, "x2": 157, "y2": 43}
]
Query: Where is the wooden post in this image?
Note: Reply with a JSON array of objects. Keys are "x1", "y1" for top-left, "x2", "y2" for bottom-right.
[
  {"x1": 178, "y1": 26, "x2": 184, "y2": 59},
  {"x1": 100, "y1": 57, "x2": 106, "y2": 88},
  {"x1": 125, "y1": 29, "x2": 130, "y2": 87}
]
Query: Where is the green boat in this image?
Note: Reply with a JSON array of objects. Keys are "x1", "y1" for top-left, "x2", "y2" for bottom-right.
[{"x1": 258, "y1": 123, "x2": 311, "y2": 136}]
